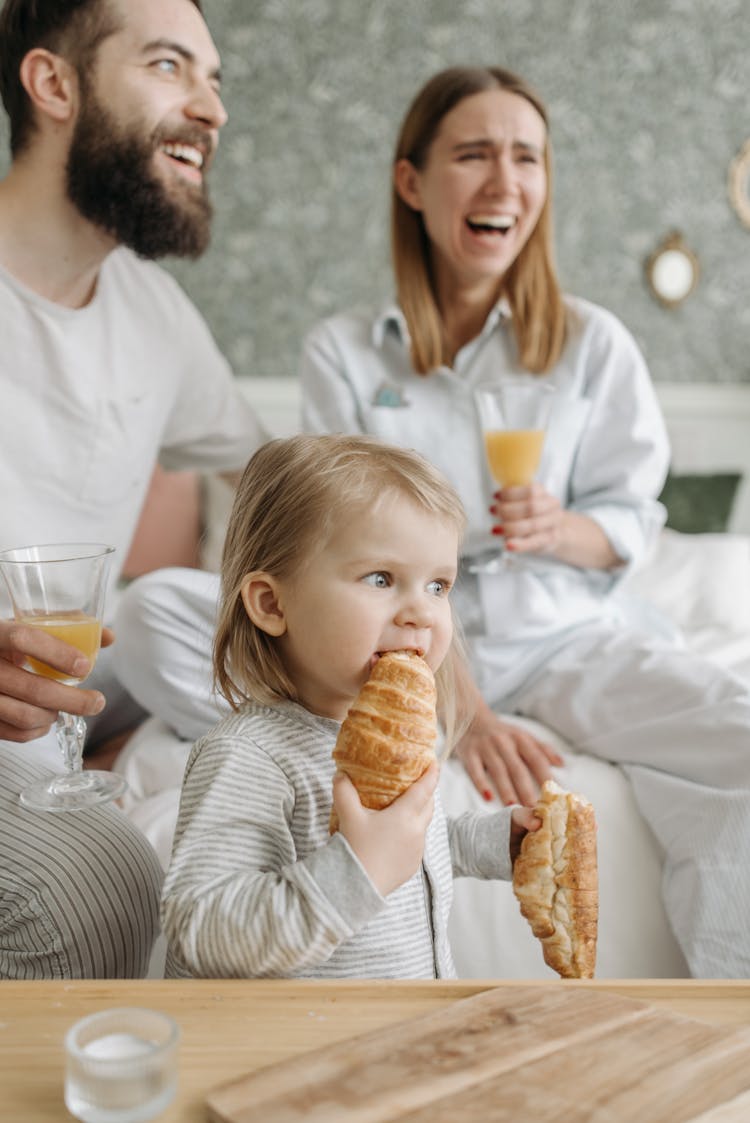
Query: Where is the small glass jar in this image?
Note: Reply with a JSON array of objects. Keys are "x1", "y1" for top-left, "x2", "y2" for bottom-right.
[{"x1": 64, "y1": 1007, "x2": 179, "y2": 1123}]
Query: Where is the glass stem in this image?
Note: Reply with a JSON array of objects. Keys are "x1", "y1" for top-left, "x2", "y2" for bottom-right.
[{"x1": 56, "y1": 711, "x2": 86, "y2": 775}]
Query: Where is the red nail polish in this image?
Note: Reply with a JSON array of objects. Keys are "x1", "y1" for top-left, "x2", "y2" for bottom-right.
[
  {"x1": 491, "y1": 526, "x2": 504, "y2": 536},
  {"x1": 482, "y1": 789, "x2": 493, "y2": 802}
]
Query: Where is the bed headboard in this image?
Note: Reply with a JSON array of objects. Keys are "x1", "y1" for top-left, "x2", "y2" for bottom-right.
[{"x1": 239, "y1": 378, "x2": 750, "y2": 535}]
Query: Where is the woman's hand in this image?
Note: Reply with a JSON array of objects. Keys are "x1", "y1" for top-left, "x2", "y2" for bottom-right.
[
  {"x1": 0, "y1": 621, "x2": 111, "y2": 742},
  {"x1": 456, "y1": 695, "x2": 563, "y2": 807},
  {"x1": 491, "y1": 482, "x2": 564, "y2": 555},
  {"x1": 491, "y1": 484, "x2": 622, "y2": 569},
  {"x1": 333, "y1": 763, "x2": 439, "y2": 897}
]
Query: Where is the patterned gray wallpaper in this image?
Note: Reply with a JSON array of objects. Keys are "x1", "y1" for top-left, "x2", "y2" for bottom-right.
[{"x1": 2, "y1": 0, "x2": 749, "y2": 385}]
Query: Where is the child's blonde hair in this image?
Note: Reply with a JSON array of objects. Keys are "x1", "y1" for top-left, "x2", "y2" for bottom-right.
[{"x1": 214, "y1": 433, "x2": 470, "y2": 746}]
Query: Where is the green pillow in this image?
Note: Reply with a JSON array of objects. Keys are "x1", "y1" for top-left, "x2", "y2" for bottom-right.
[{"x1": 658, "y1": 472, "x2": 741, "y2": 534}]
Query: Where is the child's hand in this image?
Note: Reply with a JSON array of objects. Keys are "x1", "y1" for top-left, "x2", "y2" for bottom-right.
[
  {"x1": 333, "y1": 763, "x2": 439, "y2": 897},
  {"x1": 510, "y1": 805, "x2": 541, "y2": 865}
]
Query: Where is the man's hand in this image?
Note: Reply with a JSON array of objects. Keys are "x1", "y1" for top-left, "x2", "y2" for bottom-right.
[
  {"x1": 456, "y1": 696, "x2": 563, "y2": 807},
  {"x1": 333, "y1": 763, "x2": 439, "y2": 897},
  {"x1": 0, "y1": 621, "x2": 110, "y2": 741}
]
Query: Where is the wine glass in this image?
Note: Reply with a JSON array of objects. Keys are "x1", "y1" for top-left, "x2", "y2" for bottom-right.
[
  {"x1": 471, "y1": 377, "x2": 555, "y2": 573},
  {"x1": 0, "y1": 542, "x2": 127, "y2": 812}
]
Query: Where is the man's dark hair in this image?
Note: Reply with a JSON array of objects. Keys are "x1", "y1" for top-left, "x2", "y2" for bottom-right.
[{"x1": 0, "y1": 0, "x2": 202, "y2": 156}]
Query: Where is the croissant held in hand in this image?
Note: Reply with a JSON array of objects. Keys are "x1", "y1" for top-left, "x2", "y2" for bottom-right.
[
  {"x1": 329, "y1": 651, "x2": 438, "y2": 833},
  {"x1": 512, "y1": 779, "x2": 598, "y2": 979}
]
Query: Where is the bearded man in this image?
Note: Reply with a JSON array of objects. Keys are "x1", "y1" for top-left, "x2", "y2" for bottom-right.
[{"x1": 0, "y1": 0, "x2": 267, "y2": 979}]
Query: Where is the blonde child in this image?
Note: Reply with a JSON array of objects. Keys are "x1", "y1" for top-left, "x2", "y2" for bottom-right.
[{"x1": 161, "y1": 434, "x2": 538, "y2": 978}]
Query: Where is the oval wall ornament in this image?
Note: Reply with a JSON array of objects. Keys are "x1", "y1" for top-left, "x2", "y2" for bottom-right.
[
  {"x1": 645, "y1": 231, "x2": 700, "y2": 309},
  {"x1": 728, "y1": 139, "x2": 750, "y2": 231}
]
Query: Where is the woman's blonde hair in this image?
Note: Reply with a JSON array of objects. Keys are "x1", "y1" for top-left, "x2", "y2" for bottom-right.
[
  {"x1": 392, "y1": 65, "x2": 567, "y2": 376},
  {"x1": 214, "y1": 434, "x2": 471, "y2": 747}
]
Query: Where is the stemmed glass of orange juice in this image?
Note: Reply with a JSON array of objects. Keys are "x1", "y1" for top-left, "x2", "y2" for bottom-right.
[
  {"x1": 0, "y1": 542, "x2": 127, "y2": 812},
  {"x1": 472, "y1": 378, "x2": 555, "y2": 572}
]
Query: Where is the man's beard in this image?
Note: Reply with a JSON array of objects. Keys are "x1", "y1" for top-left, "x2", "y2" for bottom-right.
[{"x1": 66, "y1": 93, "x2": 214, "y2": 259}]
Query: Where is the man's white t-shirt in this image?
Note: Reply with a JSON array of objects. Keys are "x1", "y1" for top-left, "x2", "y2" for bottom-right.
[{"x1": 0, "y1": 246, "x2": 266, "y2": 589}]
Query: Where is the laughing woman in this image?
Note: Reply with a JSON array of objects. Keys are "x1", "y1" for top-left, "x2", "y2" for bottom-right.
[{"x1": 300, "y1": 65, "x2": 750, "y2": 978}]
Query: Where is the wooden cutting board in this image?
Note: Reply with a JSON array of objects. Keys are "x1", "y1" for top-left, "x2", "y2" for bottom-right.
[{"x1": 206, "y1": 984, "x2": 750, "y2": 1123}]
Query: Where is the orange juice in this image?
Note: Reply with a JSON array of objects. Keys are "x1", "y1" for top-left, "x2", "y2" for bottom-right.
[
  {"x1": 485, "y1": 429, "x2": 545, "y2": 486},
  {"x1": 19, "y1": 612, "x2": 102, "y2": 683}
]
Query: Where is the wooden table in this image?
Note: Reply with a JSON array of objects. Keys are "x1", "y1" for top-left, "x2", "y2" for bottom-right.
[{"x1": 2, "y1": 979, "x2": 749, "y2": 1121}]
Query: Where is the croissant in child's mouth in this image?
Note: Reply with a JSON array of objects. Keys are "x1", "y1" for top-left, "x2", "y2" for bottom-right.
[{"x1": 330, "y1": 651, "x2": 437, "y2": 834}]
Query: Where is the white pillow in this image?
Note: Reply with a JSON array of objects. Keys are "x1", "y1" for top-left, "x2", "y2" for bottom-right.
[{"x1": 622, "y1": 528, "x2": 750, "y2": 632}]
